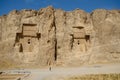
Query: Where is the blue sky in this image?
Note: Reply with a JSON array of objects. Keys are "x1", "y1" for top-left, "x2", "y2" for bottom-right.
[{"x1": 0, "y1": 0, "x2": 120, "y2": 16}]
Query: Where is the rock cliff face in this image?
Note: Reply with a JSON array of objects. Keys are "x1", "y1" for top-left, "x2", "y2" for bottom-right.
[{"x1": 0, "y1": 6, "x2": 120, "y2": 68}]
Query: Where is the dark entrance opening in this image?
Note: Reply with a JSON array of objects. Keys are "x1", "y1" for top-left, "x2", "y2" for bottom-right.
[
  {"x1": 85, "y1": 35, "x2": 90, "y2": 42},
  {"x1": 28, "y1": 39, "x2": 31, "y2": 44},
  {"x1": 19, "y1": 43, "x2": 23, "y2": 52},
  {"x1": 78, "y1": 40, "x2": 80, "y2": 45}
]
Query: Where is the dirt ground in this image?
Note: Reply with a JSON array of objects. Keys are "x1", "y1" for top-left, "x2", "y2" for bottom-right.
[{"x1": 0, "y1": 63, "x2": 120, "y2": 80}]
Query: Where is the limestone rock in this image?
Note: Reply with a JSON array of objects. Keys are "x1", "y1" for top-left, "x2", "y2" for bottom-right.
[
  {"x1": 90, "y1": 9, "x2": 120, "y2": 64},
  {"x1": 0, "y1": 6, "x2": 120, "y2": 68}
]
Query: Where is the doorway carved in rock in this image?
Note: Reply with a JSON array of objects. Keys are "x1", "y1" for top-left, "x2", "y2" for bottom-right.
[
  {"x1": 14, "y1": 23, "x2": 41, "y2": 53},
  {"x1": 71, "y1": 26, "x2": 90, "y2": 52}
]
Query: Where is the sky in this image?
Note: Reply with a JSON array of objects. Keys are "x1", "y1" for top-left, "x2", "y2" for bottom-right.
[{"x1": 0, "y1": 0, "x2": 120, "y2": 16}]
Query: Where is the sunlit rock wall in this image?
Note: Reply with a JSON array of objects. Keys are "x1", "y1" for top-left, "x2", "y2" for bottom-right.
[{"x1": 0, "y1": 6, "x2": 120, "y2": 68}]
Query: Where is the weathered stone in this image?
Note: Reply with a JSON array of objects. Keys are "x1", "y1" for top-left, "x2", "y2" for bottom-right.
[{"x1": 0, "y1": 6, "x2": 120, "y2": 68}]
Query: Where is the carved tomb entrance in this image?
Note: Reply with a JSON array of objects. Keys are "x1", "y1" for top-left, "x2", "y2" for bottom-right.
[
  {"x1": 71, "y1": 26, "x2": 90, "y2": 53},
  {"x1": 14, "y1": 23, "x2": 41, "y2": 53}
]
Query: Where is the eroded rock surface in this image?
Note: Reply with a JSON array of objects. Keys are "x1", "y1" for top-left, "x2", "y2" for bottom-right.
[{"x1": 0, "y1": 6, "x2": 120, "y2": 68}]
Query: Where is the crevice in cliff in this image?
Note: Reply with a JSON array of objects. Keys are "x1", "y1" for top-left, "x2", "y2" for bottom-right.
[
  {"x1": 90, "y1": 12, "x2": 95, "y2": 28},
  {"x1": 53, "y1": 10, "x2": 57, "y2": 61},
  {"x1": 70, "y1": 34, "x2": 74, "y2": 49}
]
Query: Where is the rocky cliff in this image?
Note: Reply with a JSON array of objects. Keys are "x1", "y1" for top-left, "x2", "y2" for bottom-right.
[{"x1": 0, "y1": 6, "x2": 120, "y2": 68}]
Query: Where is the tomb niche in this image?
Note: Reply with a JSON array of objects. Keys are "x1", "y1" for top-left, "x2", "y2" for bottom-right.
[
  {"x1": 70, "y1": 26, "x2": 90, "y2": 52},
  {"x1": 14, "y1": 23, "x2": 41, "y2": 53}
]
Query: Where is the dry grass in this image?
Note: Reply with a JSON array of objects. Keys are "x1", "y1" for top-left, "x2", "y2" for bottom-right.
[{"x1": 64, "y1": 74, "x2": 120, "y2": 80}]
